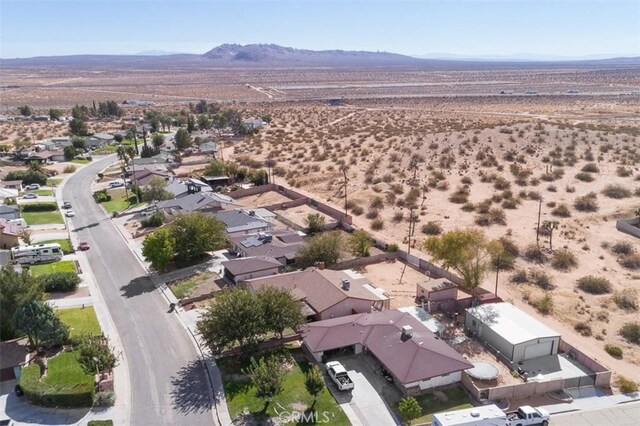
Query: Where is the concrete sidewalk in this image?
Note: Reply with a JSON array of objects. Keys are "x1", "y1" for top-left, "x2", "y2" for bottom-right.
[
  {"x1": 47, "y1": 296, "x2": 94, "y2": 309},
  {"x1": 542, "y1": 388, "x2": 640, "y2": 415}
]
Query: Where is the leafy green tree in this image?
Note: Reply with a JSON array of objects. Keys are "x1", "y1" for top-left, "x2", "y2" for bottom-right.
[
  {"x1": 77, "y1": 335, "x2": 118, "y2": 374},
  {"x1": 142, "y1": 227, "x2": 175, "y2": 271},
  {"x1": 71, "y1": 104, "x2": 90, "y2": 120},
  {"x1": 348, "y1": 229, "x2": 374, "y2": 257},
  {"x1": 197, "y1": 287, "x2": 264, "y2": 351},
  {"x1": 424, "y1": 229, "x2": 503, "y2": 297},
  {"x1": 170, "y1": 212, "x2": 225, "y2": 261},
  {"x1": 142, "y1": 177, "x2": 174, "y2": 202},
  {"x1": 174, "y1": 128, "x2": 192, "y2": 151},
  {"x1": 140, "y1": 144, "x2": 157, "y2": 158},
  {"x1": 204, "y1": 160, "x2": 228, "y2": 176},
  {"x1": 0, "y1": 265, "x2": 44, "y2": 341},
  {"x1": 114, "y1": 134, "x2": 124, "y2": 143},
  {"x1": 244, "y1": 356, "x2": 286, "y2": 412},
  {"x1": 248, "y1": 169, "x2": 268, "y2": 186},
  {"x1": 18, "y1": 105, "x2": 32, "y2": 116},
  {"x1": 13, "y1": 300, "x2": 69, "y2": 351},
  {"x1": 4, "y1": 170, "x2": 47, "y2": 185},
  {"x1": 398, "y1": 396, "x2": 422, "y2": 425},
  {"x1": 28, "y1": 160, "x2": 44, "y2": 173},
  {"x1": 194, "y1": 100, "x2": 208, "y2": 114},
  {"x1": 64, "y1": 145, "x2": 77, "y2": 161},
  {"x1": 258, "y1": 286, "x2": 304, "y2": 338},
  {"x1": 17, "y1": 228, "x2": 33, "y2": 245},
  {"x1": 305, "y1": 213, "x2": 326, "y2": 234},
  {"x1": 197, "y1": 115, "x2": 211, "y2": 130},
  {"x1": 152, "y1": 133, "x2": 165, "y2": 148},
  {"x1": 187, "y1": 115, "x2": 196, "y2": 133},
  {"x1": 72, "y1": 137, "x2": 87, "y2": 151},
  {"x1": 304, "y1": 364, "x2": 325, "y2": 405},
  {"x1": 13, "y1": 139, "x2": 31, "y2": 150},
  {"x1": 69, "y1": 118, "x2": 88, "y2": 136},
  {"x1": 48, "y1": 108, "x2": 62, "y2": 120},
  {"x1": 296, "y1": 231, "x2": 344, "y2": 267},
  {"x1": 97, "y1": 100, "x2": 123, "y2": 118}
]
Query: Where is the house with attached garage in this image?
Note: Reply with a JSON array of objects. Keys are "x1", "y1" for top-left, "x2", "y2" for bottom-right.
[
  {"x1": 301, "y1": 309, "x2": 474, "y2": 395},
  {"x1": 221, "y1": 256, "x2": 283, "y2": 283},
  {"x1": 214, "y1": 209, "x2": 272, "y2": 236},
  {"x1": 156, "y1": 192, "x2": 241, "y2": 216},
  {"x1": 0, "y1": 205, "x2": 20, "y2": 221},
  {"x1": 465, "y1": 302, "x2": 561, "y2": 363},
  {"x1": 227, "y1": 230, "x2": 306, "y2": 265}
]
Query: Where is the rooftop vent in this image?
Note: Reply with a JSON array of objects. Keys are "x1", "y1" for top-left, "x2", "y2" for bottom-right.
[
  {"x1": 470, "y1": 409, "x2": 480, "y2": 418},
  {"x1": 341, "y1": 279, "x2": 350, "y2": 291},
  {"x1": 248, "y1": 210, "x2": 256, "y2": 216},
  {"x1": 401, "y1": 325, "x2": 413, "y2": 337}
]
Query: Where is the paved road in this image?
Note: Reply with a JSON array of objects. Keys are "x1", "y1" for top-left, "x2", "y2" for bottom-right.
[
  {"x1": 63, "y1": 156, "x2": 213, "y2": 425},
  {"x1": 552, "y1": 400, "x2": 640, "y2": 425}
]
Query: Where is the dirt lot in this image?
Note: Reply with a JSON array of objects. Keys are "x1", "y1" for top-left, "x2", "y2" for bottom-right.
[
  {"x1": 357, "y1": 259, "x2": 430, "y2": 309},
  {"x1": 274, "y1": 204, "x2": 336, "y2": 229},
  {"x1": 235, "y1": 190, "x2": 293, "y2": 209}
]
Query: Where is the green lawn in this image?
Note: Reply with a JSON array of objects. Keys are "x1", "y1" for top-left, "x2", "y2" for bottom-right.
[
  {"x1": 394, "y1": 386, "x2": 473, "y2": 424},
  {"x1": 57, "y1": 307, "x2": 102, "y2": 340},
  {"x1": 47, "y1": 351, "x2": 94, "y2": 385},
  {"x1": 101, "y1": 194, "x2": 140, "y2": 213},
  {"x1": 93, "y1": 145, "x2": 119, "y2": 154},
  {"x1": 21, "y1": 210, "x2": 64, "y2": 225},
  {"x1": 33, "y1": 189, "x2": 55, "y2": 196},
  {"x1": 71, "y1": 158, "x2": 92, "y2": 164},
  {"x1": 47, "y1": 178, "x2": 62, "y2": 186},
  {"x1": 39, "y1": 239, "x2": 72, "y2": 254},
  {"x1": 219, "y1": 348, "x2": 350, "y2": 425},
  {"x1": 29, "y1": 260, "x2": 76, "y2": 277}
]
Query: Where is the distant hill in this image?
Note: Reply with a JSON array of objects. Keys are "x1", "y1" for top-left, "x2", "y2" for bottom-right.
[{"x1": 201, "y1": 43, "x2": 423, "y2": 66}]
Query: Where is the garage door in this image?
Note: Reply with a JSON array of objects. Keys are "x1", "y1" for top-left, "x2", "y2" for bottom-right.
[{"x1": 524, "y1": 341, "x2": 553, "y2": 359}]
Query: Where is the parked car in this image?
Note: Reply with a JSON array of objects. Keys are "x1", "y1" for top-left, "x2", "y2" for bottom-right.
[
  {"x1": 62, "y1": 201, "x2": 72, "y2": 209},
  {"x1": 78, "y1": 241, "x2": 90, "y2": 251},
  {"x1": 22, "y1": 193, "x2": 38, "y2": 199},
  {"x1": 325, "y1": 361, "x2": 354, "y2": 391},
  {"x1": 25, "y1": 184, "x2": 41, "y2": 190},
  {"x1": 108, "y1": 181, "x2": 124, "y2": 189},
  {"x1": 65, "y1": 210, "x2": 75, "y2": 217}
]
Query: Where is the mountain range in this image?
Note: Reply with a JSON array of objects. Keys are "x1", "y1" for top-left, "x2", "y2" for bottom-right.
[{"x1": 2, "y1": 43, "x2": 638, "y2": 68}]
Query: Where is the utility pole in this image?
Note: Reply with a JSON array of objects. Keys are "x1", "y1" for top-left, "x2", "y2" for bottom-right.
[
  {"x1": 342, "y1": 167, "x2": 348, "y2": 217},
  {"x1": 536, "y1": 197, "x2": 543, "y2": 248},
  {"x1": 407, "y1": 205, "x2": 415, "y2": 254},
  {"x1": 495, "y1": 255, "x2": 500, "y2": 296}
]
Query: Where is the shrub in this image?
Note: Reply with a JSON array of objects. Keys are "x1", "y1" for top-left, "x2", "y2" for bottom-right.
[
  {"x1": 421, "y1": 221, "x2": 442, "y2": 235},
  {"x1": 350, "y1": 205, "x2": 364, "y2": 216},
  {"x1": 574, "y1": 322, "x2": 592, "y2": 337},
  {"x1": 581, "y1": 163, "x2": 600, "y2": 173},
  {"x1": 620, "y1": 254, "x2": 640, "y2": 270},
  {"x1": 365, "y1": 209, "x2": 379, "y2": 219},
  {"x1": 21, "y1": 203, "x2": 58, "y2": 212},
  {"x1": 511, "y1": 269, "x2": 528, "y2": 283},
  {"x1": 370, "y1": 218, "x2": 384, "y2": 230},
  {"x1": 576, "y1": 275, "x2": 612, "y2": 294},
  {"x1": 140, "y1": 211, "x2": 164, "y2": 228},
  {"x1": 604, "y1": 344, "x2": 623, "y2": 359},
  {"x1": 38, "y1": 272, "x2": 81, "y2": 293},
  {"x1": 533, "y1": 293, "x2": 554, "y2": 314},
  {"x1": 461, "y1": 202, "x2": 475, "y2": 212},
  {"x1": 4, "y1": 170, "x2": 47, "y2": 185},
  {"x1": 370, "y1": 196, "x2": 385, "y2": 209},
  {"x1": 551, "y1": 249, "x2": 578, "y2": 271},
  {"x1": 574, "y1": 192, "x2": 598, "y2": 212},
  {"x1": 530, "y1": 269, "x2": 553, "y2": 289},
  {"x1": 602, "y1": 184, "x2": 631, "y2": 199},
  {"x1": 95, "y1": 392, "x2": 116, "y2": 407},
  {"x1": 575, "y1": 172, "x2": 594, "y2": 182},
  {"x1": 613, "y1": 289, "x2": 639, "y2": 311},
  {"x1": 617, "y1": 376, "x2": 639, "y2": 393},
  {"x1": 619, "y1": 322, "x2": 640, "y2": 344},
  {"x1": 524, "y1": 245, "x2": 548, "y2": 264},
  {"x1": 386, "y1": 243, "x2": 398, "y2": 252},
  {"x1": 611, "y1": 241, "x2": 634, "y2": 255},
  {"x1": 63, "y1": 165, "x2": 77, "y2": 173},
  {"x1": 551, "y1": 204, "x2": 571, "y2": 217},
  {"x1": 500, "y1": 237, "x2": 519, "y2": 258},
  {"x1": 93, "y1": 189, "x2": 111, "y2": 203}
]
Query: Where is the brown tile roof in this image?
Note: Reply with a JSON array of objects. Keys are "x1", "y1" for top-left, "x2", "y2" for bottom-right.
[
  {"x1": 245, "y1": 267, "x2": 387, "y2": 314},
  {"x1": 301, "y1": 310, "x2": 473, "y2": 384},
  {"x1": 229, "y1": 231, "x2": 306, "y2": 260}
]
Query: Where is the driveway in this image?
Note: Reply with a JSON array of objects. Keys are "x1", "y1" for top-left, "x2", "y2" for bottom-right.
[{"x1": 325, "y1": 355, "x2": 400, "y2": 426}]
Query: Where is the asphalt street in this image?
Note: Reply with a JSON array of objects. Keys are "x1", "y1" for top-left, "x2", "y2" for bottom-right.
[{"x1": 63, "y1": 156, "x2": 213, "y2": 425}]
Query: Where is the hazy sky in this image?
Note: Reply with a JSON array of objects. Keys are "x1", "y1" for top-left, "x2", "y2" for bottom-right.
[{"x1": 1, "y1": 0, "x2": 639, "y2": 58}]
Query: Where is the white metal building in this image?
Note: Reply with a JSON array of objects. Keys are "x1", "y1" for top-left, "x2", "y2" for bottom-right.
[{"x1": 465, "y1": 302, "x2": 560, "y2": 363}]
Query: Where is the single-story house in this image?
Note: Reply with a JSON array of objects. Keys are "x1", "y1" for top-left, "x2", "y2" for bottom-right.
[
  {"x1": 199, "y1": 141, "x2": 218, "y2": 155},
  {"x1": 0, "y1": 338, "x2": 28, "y2": 382},
  {"x1": 0, "y1": 181, "x2": 23, "y2": 191},
  {"x1": 36, "y1": 140, "x2": 57, "y2": 151},
  {"x1": 301, "y1": 310, "x2": 474, "y2": 394},
  {"x1": 0, "y1": 188, "x2": 19, "y2": 203},
  {"x1": 0, "y1": 205, "x2": 20, "y2": 221},
  {"x1": 133, "y1": 169, "x2": 173, "y2": 187},
  {"x1": 165, "y1": 178, "x2": 213, "y2": 198},
  {"x1": 156, "y1": 192, "x2": 241, "y2": 216},
  {"x1": 242, "y1": 118, "x2": 263, "y2": 130},
  {"x1": 132, "y1": 152, "x2": 176, "y2": 166},
  {"x1": 126, "y1": 163, "x2": 173, "y2": 175},
  {"x1": 244, "y1": 267, "x2": 389, "y2": 320},
  {"x1": 417, "y1": 278, "x2": 458, "y2": 312},
  {"x1": 222, "y1": 256, "x2": 283, "y2": 283},
  {"x1": 86, "y1": 133, "x2": 114, "y2": 148},
  {"x1": 50, "y1": 137, "x2": 72, "y2": 148},
  {"x1": 215, "y1": 209, "x2": 272, "y2": 236},
  {"x1": 465, "y1": 302, "x2": 561, "y2": 363},
  {"x1": 48, "y1": 150, "x2": 66, "y2": 162},
  {"x1": 228, "y1": 230, "x2": 306, "y2": 265},
  {"x1": 0, "y1": 218, "x2": 20, "y2": 249}
]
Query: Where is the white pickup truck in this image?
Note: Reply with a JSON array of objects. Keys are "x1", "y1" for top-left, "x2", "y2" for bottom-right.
[
  {"x1": 432, "y1": 404, "x2": 550, "y2": 426},
  {"x1": 325, "y1": 361, "x2": 354, "y2": 391}
]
